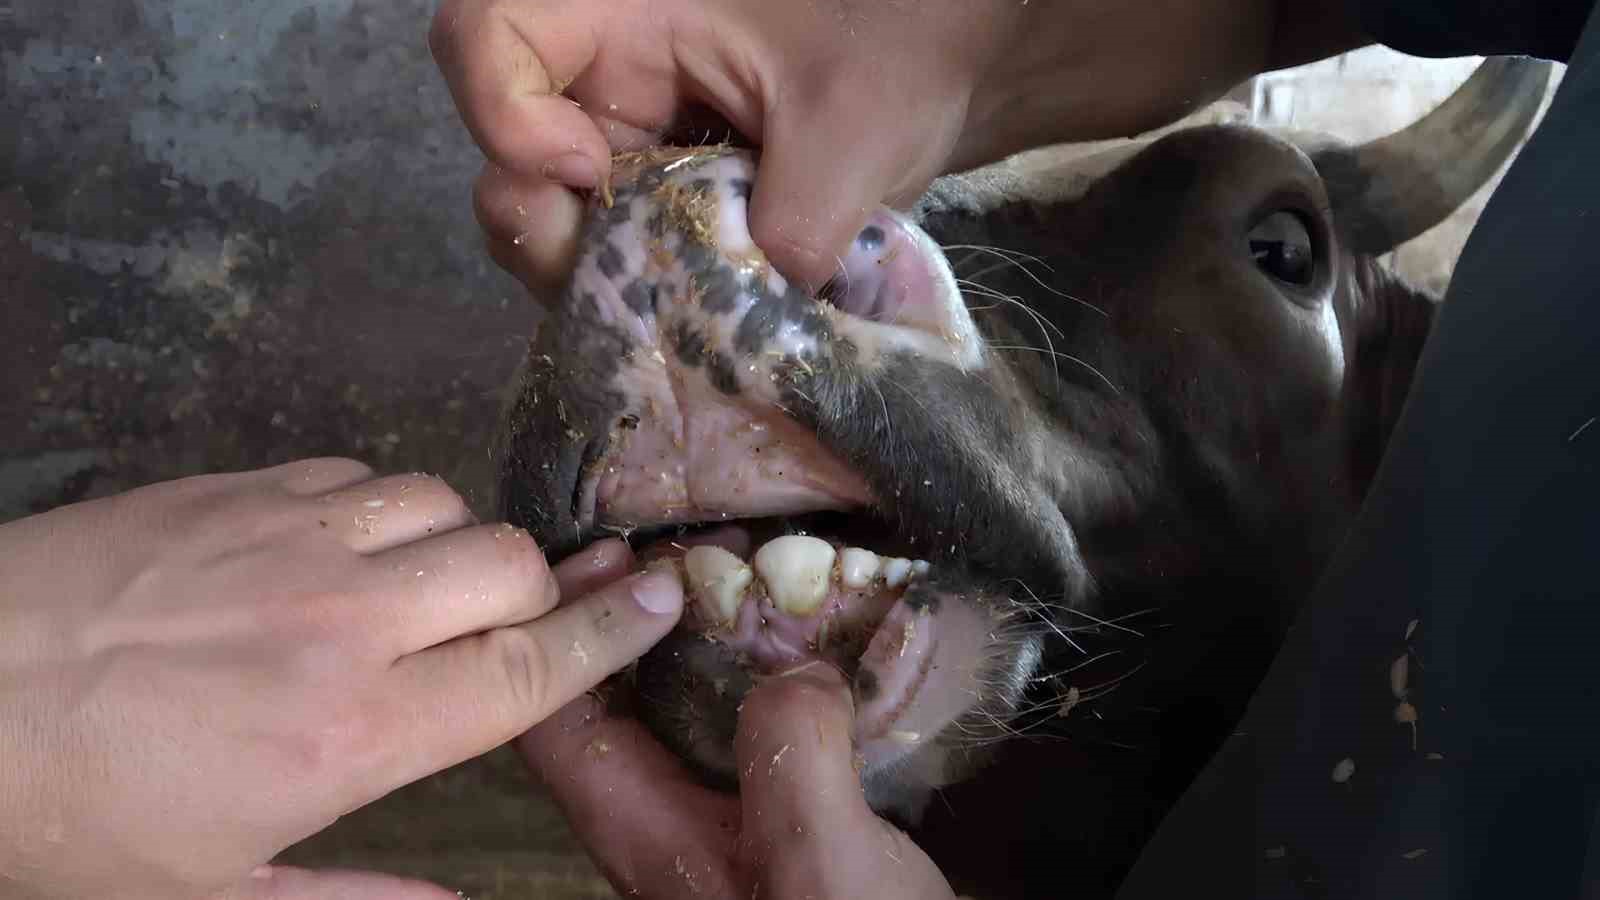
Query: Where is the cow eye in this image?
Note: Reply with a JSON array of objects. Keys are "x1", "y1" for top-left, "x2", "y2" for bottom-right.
[{"x1": 1248, "y1": 211, "x2": 1315, "y2": 287}]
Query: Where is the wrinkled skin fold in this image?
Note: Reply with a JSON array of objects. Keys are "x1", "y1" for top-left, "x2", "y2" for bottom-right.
[{"x1": 494, "y1": 57, "x2": 1552, "y2": 897}]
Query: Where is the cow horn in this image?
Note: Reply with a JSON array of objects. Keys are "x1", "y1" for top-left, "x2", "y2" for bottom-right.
[{"x1": 1313, "y1": 56, "x2": 1555, "y2": 255}]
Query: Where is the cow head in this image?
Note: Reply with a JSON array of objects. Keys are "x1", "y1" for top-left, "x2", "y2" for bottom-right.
[{"x1": 493, "y1": 58, "x2": 1549, "y2": 826}]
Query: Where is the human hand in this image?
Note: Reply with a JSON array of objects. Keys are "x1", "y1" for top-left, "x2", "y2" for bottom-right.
[
  {"x1": 0, "y1": 459, "x2": 683, "y2": 900},
  {"x1": 430, "y1": 0, "x2": 1361, "y2": 293},
  {"x1": 429, "y1": 0, "x2": 1017, "y2": 294},
  {"x1": 518, "y1": 538, "x2": 957, "y2": 900}
]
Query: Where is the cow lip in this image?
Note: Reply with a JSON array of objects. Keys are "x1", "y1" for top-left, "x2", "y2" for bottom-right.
[
  {"x1": 526, "y1": 144, "x2": 995, "y2": 572},
  {"x1": 567, "y1": 410, "x2": 931, "y2": 566},
  {"x1": 578, "y1": 397, "x2": 1004, "y2": 742},
  {"x1": 554, "y1": 407, "x2": 914, "y2": 562},
  {"x1": 628, "y1": 513, "x2": 1020, "y2": 782},
  {"x1": 569, "y1": 437, "x2": 875, "y2": 548}
]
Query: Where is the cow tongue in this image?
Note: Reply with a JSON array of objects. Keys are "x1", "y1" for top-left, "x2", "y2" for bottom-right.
[{"x1": 638, "y1": 530, "x2": 997, "y2": 767}]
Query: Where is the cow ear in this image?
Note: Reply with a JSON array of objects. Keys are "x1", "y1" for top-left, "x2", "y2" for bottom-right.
[{"x1": 1349, "y1": 270, "x2": 1437, "y2": 490}]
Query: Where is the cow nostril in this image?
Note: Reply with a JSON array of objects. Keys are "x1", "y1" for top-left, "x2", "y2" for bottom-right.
[{"x1": 857, "y1": 225, "x2": 886, "y2": 251}]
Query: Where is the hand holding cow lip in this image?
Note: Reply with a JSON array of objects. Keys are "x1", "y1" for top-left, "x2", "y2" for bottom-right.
[
  {"x1": 519, "y1": 540, "x2": 961, "y2": 900},
  {"x1": 0, "y1": 458, "x2": 683, "y2": 900},
  {"x1": 429, "y1": 0, "x2": 990, "y2": 292},
  {"x1": 429, "y1": 0, "x2": 1364, "y2": 294}
]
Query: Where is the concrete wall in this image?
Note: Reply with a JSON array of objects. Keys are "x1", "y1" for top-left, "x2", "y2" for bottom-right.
[{"x1": 1, "y1": 0, "x2": 533, "y2": 525}]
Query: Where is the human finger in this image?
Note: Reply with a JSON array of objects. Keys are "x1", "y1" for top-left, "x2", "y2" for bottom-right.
[
  {"x1": 269, "y1": 457, "x2": 379, "y2": 496},
  {"x1": 222, "y1": 864, "x2": 460, "y2": 900},
  {"x1": 515, "y1": 692, "x2": 743, "y2": 899},
  {"x1": 160, "y1": 457, "x2": 369, "y2": 502},
  {"x1": 312, "y1": 473, "x2": 476, "y2": 554},
  {"x1": 429, "y1": 0, "x2": 611, "y2": 191},
  {"x1": 359, "y1": 522, "x2": 557, "y2": 656},
  {"x1": 734, "y1": 664, "x2": 955, "y2": 898},
  {"x1": 370, "y1": 565, "x2": 683, "y2": 792},
  {"x1": 475, "y1": 164, "x2": 587, "y2": 294},
  {"x1": 734, "y1": 664, "x2": 874, "y2": 845},
  {"x1": 518, "y1": 539, "x2": 741, "y2": 898},
  {"x1": 749, "y1": 78, "x2": 960, "y2": 290},
  {"x1": 747, "y1": 93, "x2": 928, "y2": 290},
  {"x1": 550, "y1": 537, "x2": 636, "y2": 599}
]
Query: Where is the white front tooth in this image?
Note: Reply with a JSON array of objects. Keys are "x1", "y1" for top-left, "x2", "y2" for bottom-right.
[
  {"x1": 838, "y1": 547, "x2": 881, "y2": 589},
  {"x1": 910, "y1": 559, "x2": 931, "y2": 579},
  {"x1": 882, "y1": 557, "x2": 913, "y2": 588},
  {"x1": 753, "y1": 535, "x2": 836, "y2": 615},
  {"x1": 683, "y1": 545, "x2": 753, "y2": 624}
]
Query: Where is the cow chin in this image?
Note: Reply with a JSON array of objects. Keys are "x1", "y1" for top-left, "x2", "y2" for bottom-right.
[{"x1": 495, "y1": 146, "x2": 1054, "y2": 822}]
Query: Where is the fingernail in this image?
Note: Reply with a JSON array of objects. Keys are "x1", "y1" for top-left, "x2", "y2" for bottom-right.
[
  {"x1": 630, "y1": 568, "x2": 683, "y2": 616},
  {"x1": 541, "y1": 152, "x2": 598, "y2": 189}
]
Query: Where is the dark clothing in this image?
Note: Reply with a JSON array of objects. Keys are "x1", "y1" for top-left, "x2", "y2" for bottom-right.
[
  {"x1": 1353, "y1": 0, "x2": 1596, "y2": 61},
  {"x1": 1118, "y1": 2, "x2": 1600, "y2": 898}
]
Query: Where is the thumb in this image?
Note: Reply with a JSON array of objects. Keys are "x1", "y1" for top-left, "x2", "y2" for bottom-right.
[
  {"x1": 746, "y1": 77, "x2": 962, "y2": 291},
  {"x1": 475, "y1": 163, "x2": 588, "y2": 297},
  {"x1": 223, "y1": 865, "x2": 460, "y2": 899},
  {"x1": 747, "y1": 98, "x2": 924, "y2": 291},
  {"x1": 733, "y1": 664, "x2": 877, "y2": 859},
  {"x1": 733, "y1": 665, "x2": 960, "y2": 899}
]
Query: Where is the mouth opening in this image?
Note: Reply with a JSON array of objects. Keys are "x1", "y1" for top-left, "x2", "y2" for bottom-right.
[
  {"x1": 622, "y1": 509, "x2": 1024, "y2": 797},
  {"x1": 632, "y1": 514, "x2": 939, "y2": 707},
  {"x1": 625, "y1": 509, "x2": 941, "y2": 665},
  {"x1": 502, "y1": 145, "x2": 1043, "y2": 810}
]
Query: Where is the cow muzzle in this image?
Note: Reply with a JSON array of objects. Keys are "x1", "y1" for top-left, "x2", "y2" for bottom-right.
[{"x1": 494, "y1": 146, "x2": 1041, "y2": 818}]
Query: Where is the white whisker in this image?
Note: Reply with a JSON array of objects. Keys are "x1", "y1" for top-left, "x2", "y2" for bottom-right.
[
  {"x1": 1004, "y1": 581, "x2": 1087, "y2": 655},
  {"x1": 943, "y1": 243, "x2": 1108, "y2": 318},
  {"x1": 986, "y1": 344, "x2": 1120, "y2": 395},
  {"x1": 1029, "y1": 650, "x2": 1127, "y2": 681}
]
